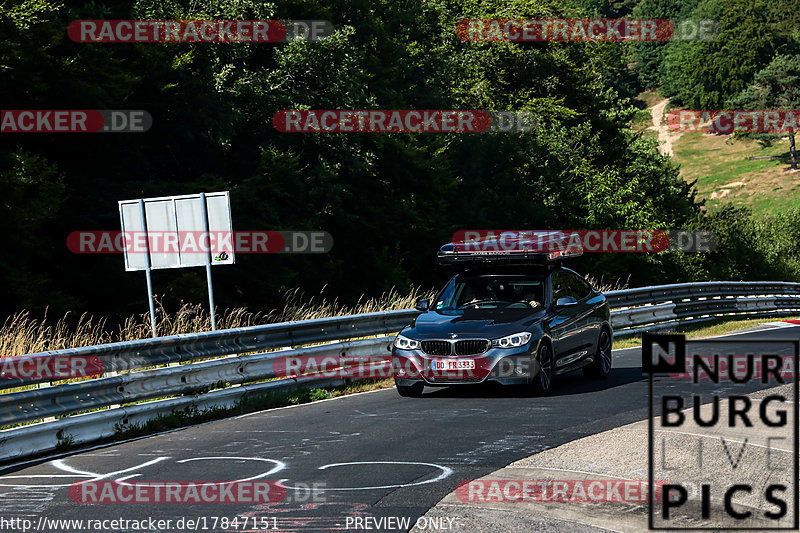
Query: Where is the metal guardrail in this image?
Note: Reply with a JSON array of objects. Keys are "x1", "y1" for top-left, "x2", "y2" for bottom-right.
[
  {"x1": 606, "y1": 282, "x2": 800, "y2": 336},
  {"x1": 0, "y1": 337, "x2": 394, "y2": 426},
  {"x1": 0, "y1": 310, "x2": 417, "y2": 391},
  {"x1": 2, "y1": 281, "x2": 800, "y2": 463},
  {"x1": 605, "y1": 281, "x2": 800, "y2": 308}
]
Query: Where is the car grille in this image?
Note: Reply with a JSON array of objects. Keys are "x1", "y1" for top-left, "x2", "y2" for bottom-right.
[
  {"x1": 421, "y1": 340, "x2": 451, "y2": 356},
  {"x1": 420, "y1": 339, "x2": 490, "y2": 356},
  {"x1": 455, "y1": 339, "x2": 490, "y2": 356}
]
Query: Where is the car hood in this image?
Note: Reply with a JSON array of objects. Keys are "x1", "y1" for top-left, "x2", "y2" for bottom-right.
[{"x1": 404, "y1": 308, "x2": 546, "y2": 340}]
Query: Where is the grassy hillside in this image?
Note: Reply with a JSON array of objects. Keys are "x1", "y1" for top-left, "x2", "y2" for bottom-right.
[
  {"x1": 637, "y1": 92, "x2": 799, "y2": 216},
  {"x1": 672, "y1": 132, "x2": 799, "y2": 214}
]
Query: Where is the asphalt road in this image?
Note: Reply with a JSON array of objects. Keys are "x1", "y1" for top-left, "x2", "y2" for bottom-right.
[{"x1": 0, "y1": 324, "x2": 797, "y2": 533}]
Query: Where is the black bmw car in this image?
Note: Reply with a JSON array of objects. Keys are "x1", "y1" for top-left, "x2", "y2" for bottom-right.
[{"x1": 392, "y1": 245, "x2": 612, "y2": 397}]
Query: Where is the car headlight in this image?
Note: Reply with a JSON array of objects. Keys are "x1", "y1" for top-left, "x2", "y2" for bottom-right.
[
  {"x1": 394, "y1": 335, "x2": 421, "y2": 350},
  {"x1": 491, "y1": 332, "x2": 532, "y2": 348}
]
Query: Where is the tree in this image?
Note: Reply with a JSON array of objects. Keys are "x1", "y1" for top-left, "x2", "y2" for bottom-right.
[
  {"x1": 0, "y1": 0, "x2": 727, "y2": 318},
  {"x1": 730, "y1": 54, "x2": 800, "y2": 169},
  {"x1": 629, "y1": 0, "x2": 700, "y2": 89},
  {"x1": 661, "y1": 0, "x2": 783, "y2": 109}
]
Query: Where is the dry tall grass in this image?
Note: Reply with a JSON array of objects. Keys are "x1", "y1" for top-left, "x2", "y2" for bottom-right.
[
  {"x1": 585, "y1": 274, "x2": 630, "y2": 293},
  {"x1": 0, "y1": 277, "x2": 629, "y2": 357},
  {"x1": 0, "y1": 310, "x2": 112, "y2": 357},
  {"x1": 0, "y1": 287, "x2": 436, "y2": 357}
]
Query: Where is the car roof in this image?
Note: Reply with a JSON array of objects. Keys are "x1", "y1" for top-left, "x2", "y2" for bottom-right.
[{"x1": 437, "y1": 236, "x2": 582, "y2": 268}]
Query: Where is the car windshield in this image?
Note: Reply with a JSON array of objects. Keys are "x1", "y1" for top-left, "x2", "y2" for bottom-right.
[{"x1": 434, "y1": 274, "x2": 545, "y2": 312}]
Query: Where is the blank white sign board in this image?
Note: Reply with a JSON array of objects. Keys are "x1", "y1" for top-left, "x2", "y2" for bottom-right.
[{"x1": 119, "y1": 192, "x2": 233, "y2": 272}]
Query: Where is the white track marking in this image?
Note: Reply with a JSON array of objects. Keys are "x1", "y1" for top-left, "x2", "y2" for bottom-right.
[
  {"x1": 0, "y1": 456, "x2": 169, "y2": 488},
  {"x1": 278, "y1": 461, "x2": 453, "y2": 491},
  {"x1": 102, "y1": 457, "x2": 287, "y2": 487}
]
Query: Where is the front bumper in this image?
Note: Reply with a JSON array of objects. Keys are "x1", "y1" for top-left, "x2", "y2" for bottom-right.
[{"x1": 392, "y1": 341, "x2": 541, "y2": 386}]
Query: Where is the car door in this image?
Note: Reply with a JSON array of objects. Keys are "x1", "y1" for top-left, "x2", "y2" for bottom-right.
[
  {"x1": 548, "y1": 269, "x2": 593, "y2": 370},
  {"x1": 548, "y1": 269, "x2": 580, "y2": 367},
  {"x1": 567, "y1": 271, "x2": 599, "y2": 362}
]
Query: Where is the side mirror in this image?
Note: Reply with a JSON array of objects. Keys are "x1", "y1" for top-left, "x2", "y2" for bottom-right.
[
  {"x1": 555, "y1": 296, "x2": 578, "y2": 310},
  {"x1": 415, "y1": 298, "x2": 430, "y2": 312}
]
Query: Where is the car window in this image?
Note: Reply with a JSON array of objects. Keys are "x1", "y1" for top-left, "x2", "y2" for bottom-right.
[
  {"x1": 576, "y1": 274, "x2": 594, "y2": 297},
  {"x1": 434, "y1": 274, "x2": 545, "y2": 312},
  {"x1": 551, "y1": 271, "x2": 570, "y2": 300},
  {"x1": 552, "y1": 270, "x2": 588, "y2": 301}
]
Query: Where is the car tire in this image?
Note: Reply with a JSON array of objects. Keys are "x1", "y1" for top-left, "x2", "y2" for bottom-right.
[
  {"x1": 530, "y1": 342, "x2": 553, "y2": 396},
  {"x1": 396, "y1": 380, "x2": 424, "y2": 397},
  {"x1": 583, "y1": 328, "x2": 612, "y2": 379}
]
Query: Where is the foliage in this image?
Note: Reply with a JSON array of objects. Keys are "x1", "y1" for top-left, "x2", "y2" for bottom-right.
[
  {"x1": 729, "y1": 53, "x2": 800, "y2": 167},
  {"x1": 1, "y1": 0, "x2": 798, "y2": 324},
  {"x1": 660, "y1": 0, "x2": 792, "y2": 108},
  {"x1": 693, "y1": 205, "x2": 800, "y2": 281},
  {"x1": 629, "y1": 0, "x2": 699, "y2": 89}
]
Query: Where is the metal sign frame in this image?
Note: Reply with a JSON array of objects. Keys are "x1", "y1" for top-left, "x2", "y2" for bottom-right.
[{"x1": 119, "y1": 191, "x2": 233, "y2": 336}]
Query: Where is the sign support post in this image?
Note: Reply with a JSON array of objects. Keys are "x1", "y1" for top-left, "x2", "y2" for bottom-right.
[
  {"x1": 199, "y1": 192, "x2": 217, "y2": 330},
  {"x1": 138, "y1": 199, "x2": 158, "y2": 338}
]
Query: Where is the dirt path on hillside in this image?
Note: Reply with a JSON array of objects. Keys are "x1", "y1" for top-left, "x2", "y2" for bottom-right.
[{"x1": 648, "y1": 98, "x2": 681, "y2": 156}]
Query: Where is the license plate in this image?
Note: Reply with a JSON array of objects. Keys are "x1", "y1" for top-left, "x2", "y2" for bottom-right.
[{"x1": 431, "y1": 359, "x2": 475, "y2": 371}]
